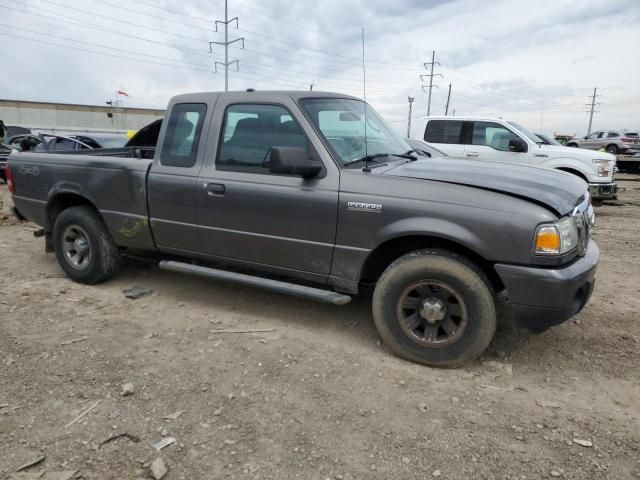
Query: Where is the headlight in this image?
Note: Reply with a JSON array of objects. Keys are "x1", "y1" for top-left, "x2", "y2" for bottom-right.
[
  {"x1": 593, "y1": 159, "x2": 613, "y2": 177},
  {"x1": 534, "y1": 216, "x2": 578, "y2": 255}
]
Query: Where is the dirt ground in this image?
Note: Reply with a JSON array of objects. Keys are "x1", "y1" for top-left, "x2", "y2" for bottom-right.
[{"x1": 1, "y1": 176, "x2": 639, "y2": 480}]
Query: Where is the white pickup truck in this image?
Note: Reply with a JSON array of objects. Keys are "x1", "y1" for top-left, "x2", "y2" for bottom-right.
[{"x1": 410, "y1": 116, "x2": 617, "y2": 200}]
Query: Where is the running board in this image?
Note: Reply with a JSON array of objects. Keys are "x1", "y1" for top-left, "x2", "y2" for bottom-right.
[{"x1": 158, "y1": 260, "x2": 351, "y2": 306}]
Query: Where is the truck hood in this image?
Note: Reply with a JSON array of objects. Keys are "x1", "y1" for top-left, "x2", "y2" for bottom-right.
[
  {"x1": 381, "y1": 158, "x2": 586, "y2": 215},
  {"x1": 538, "y1": 143, "x2": 616, "y2": 161}
]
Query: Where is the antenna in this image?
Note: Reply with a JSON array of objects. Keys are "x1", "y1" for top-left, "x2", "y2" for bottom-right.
[{"x1": 361, "y1": 27, "x2": 370, "y2": 173}]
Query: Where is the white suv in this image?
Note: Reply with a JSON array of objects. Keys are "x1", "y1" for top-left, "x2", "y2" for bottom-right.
[{"x1": 410, "y1": 116, "x2": 617, "y2": 200}]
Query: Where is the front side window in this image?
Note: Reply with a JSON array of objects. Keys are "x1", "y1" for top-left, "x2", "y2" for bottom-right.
[
  {"x1": 424, "y1": 120, "x2": 463, "y2": 144},
  {"x1": 160, "y1": 103, "x2": 206, "y2": 168},
  {"x1": 586, "y1": 132, "x2": 603, "y2": 140},
  {"x1": 300, "y1": 98, "x2": 410, "y2": 166},
  {"x1": 472, "y1": 121, "x2": 521, "y2": 151},
  {"x1": 217, "y1": 104, "x2": 309, "y2": 173}
]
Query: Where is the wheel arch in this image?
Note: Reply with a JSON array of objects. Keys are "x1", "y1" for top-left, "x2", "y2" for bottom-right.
[
  {"x1": 45, "y1": 192, "x2": 99, "y2": 233},
  {"x1": 359, "y1": 234, "x2": 504, "y2": 292},
  {"x1": 556, "y1": 167, "x2": 588, "y2": 182}
]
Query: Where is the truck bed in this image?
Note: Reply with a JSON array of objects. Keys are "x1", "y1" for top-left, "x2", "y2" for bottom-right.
[{"x1": 9, "y1": 151, "x2": 156, "y2": 251}]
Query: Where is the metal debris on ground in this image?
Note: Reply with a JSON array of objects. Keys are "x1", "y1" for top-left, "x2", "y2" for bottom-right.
[
  {"x1": 208, "y1": 328, "x2": 275, "y2": 334},
  {"x1": 64, "y1": 400, "x2": 101, "y2": 428},
  {"x1": 99, "y1": 432, "x2": 141, "y2": 448},
  {"x1": 59, "y1": 337, "x2": 88, "y2": 346},
  {"x1": 122, "y1": 287, "x2": 153, "y2": 300},
  {"x1": 152, "y1": 437, "x2": 177, "y2": 451},
  {"x1": 15, "y1": 454, "x2": 45, "y2": 472},
  {"x1": 573, "y1": 438, "x2": 593, "y2": 447},
  {"x1": 536, "y1": 400, "x2": 561, "y2": 409},
  {"x1": 162, "y1": 410, "x2": 185, "y2": 420}
]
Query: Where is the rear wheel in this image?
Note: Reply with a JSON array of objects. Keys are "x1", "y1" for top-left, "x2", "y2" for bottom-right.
[
  {"x1": 605, "y1": 144, "x2": 619, "y2": 155},
  {"x1": 53, "y1": 206, "x2": 120, "y2": 284},
  {"x1": 372, "y1": 249, "x2": 496, "y2": 368}
]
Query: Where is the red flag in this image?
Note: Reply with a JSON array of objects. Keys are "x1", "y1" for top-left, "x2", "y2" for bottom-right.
[{"x1": 117, "y1": 90, "x2": 129, "y2": 97}]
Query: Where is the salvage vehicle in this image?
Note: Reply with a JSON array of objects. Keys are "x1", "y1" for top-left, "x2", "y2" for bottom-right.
[
  {"x1": 7, "y1": 91, "x2": 598, "y2": 368},
  {"x1": 566, "y1": 130, "x2": 640, "y2": 155},
  {"x1": 411, "y1": 116, "x2": 617, "y2": 200}
]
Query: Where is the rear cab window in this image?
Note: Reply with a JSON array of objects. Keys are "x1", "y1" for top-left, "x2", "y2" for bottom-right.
[
  {"x1": 160, "y1": 103, "x2": 207, "y2": 168},
  {"x1": 424, "y1": 120, "x2": 463, "y2": 144}
]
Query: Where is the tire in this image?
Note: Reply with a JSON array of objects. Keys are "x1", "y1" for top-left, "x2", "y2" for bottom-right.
[
  {"x1": 605, "y1": 144, "x2": 619, "y2": 155},
  {"x1": 52, "y1": 205, "x2": 120, "y2": 284},
  {"x1": 372, "y1": 249, "x2": 496, "y2": 368},
  {"x1": 566, "y1": 143, "x2": 578, "y2": 148}
]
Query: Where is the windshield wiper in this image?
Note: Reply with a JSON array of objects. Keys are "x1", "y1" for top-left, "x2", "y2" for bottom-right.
[{"x1": 343, "y1": 152, "x2": 417, "y2": 168}]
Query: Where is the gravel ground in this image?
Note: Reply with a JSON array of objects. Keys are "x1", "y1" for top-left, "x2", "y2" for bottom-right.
[{"x1": 0, "y1": 177, "x2": 639, "y2": 480}]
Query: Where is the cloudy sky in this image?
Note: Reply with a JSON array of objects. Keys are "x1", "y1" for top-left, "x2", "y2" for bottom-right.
[{"x1": 1, "y1": 0, "x2": 639, "y2": 135}]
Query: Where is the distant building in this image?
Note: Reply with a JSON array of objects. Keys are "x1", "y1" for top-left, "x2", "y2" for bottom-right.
[{"x1": 0, "y1": 99, "x2": 164, "y2": 135}]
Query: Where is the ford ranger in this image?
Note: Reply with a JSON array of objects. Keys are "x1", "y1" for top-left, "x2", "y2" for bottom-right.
[{"x1": 7, "y1": 91, "x2": 599, "y2": 367}]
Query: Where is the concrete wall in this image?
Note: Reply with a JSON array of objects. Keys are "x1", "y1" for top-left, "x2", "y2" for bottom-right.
[{"x1": 0, "y1": 99, "x2": 164, "y2": 134}]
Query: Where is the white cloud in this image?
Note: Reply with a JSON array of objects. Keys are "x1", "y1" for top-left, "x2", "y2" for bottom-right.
[{"x1": 0, "y1": 0, "x2": 638, "y2": 135}]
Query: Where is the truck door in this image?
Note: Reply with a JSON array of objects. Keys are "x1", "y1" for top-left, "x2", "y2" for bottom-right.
[
  {"x1": 463, "y1": 121, "x2": 528, "y2": 163},
  {"x1": 196, "y1": 99, "x2": 339, "y2": 278},
  {"x1": 147, "y1": 102, "x2": 209, "y2": 253}
]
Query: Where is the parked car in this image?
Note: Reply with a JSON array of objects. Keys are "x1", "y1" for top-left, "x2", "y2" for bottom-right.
[
  {"x1": 7, "y1": 91, "x2": 598, "y2": 368},
  {"x1": 6, "y1": 133, "x2": 128, "y2": 152},
  {"x1": 566, "y1": 130, "x2": 640, "y2": 154},
  {"x1": 411, "y1": 116, "x2": 617, "y2": 200},
  {"x1": 405, "y1": 138, "x2": 448, "y2": 158},
  {"x1": 534, "y1": 133, "x2": 563, "y2": 146}
]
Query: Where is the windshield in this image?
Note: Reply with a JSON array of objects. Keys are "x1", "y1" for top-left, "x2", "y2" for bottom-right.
[
  {"x1": 507, "y1": 121, "x2": 544, "y2": 144},
  {"x1": 300, "y1": 98, "x2": 411, "y2": 166}
]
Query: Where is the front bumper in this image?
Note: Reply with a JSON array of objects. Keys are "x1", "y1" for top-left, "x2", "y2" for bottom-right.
[
  {"x1": 495, "y1": 240, "x2": 599, "y2": 333},
  {"x1": 588, "y1": 182, "x2": 616, "y2": 200}
]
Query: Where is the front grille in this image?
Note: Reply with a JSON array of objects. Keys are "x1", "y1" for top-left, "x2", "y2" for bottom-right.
[{"x1": 573, "y1": 194, "x2": 594, "y2": 256}]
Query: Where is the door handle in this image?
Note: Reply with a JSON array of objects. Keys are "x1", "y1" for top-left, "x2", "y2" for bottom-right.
[
  {"x1": 204, "y1": 182, "x2": 225, "y2": 196},
  {"x1": 466, "y1": 152, "x2": 479, "y2": 157}
]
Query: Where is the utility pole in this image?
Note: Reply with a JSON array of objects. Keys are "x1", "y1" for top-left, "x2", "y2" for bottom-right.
[
  {"x1": 444, "y1": 83, "x2": 452, "y2": 116},
  {"x1": 420, "y1": 50, "x2": 442, "y2": 116},
  {"x1": 210, "y1": 0, "x2": 244, "y2": 92},
  {"x1": 310, "y1": 80, "x2": 315, "y2": 91},
  {"x1": 586, "y1": 87, "x2": 600, "y2": 135},
  {"x1": 407, "y1": 96, "x2": 415, "y2": 138}
]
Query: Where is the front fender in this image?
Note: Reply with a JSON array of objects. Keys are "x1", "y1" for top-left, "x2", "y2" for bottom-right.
[{"x1": 538, "y1": 157, "x2": 594, "y2": 181}]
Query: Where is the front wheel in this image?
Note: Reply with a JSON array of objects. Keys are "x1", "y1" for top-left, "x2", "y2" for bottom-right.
[
  {"x1": 53, "y1": 205, "x2": 121, "y2": 284},
  {"x1": 372, "y1": 249, "x2": 496, "y2": 368}
]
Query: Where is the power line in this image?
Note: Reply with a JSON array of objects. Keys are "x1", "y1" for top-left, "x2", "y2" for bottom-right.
[
  {"x1": 133, "y1": 0, "x2": 212, "y2": 23},
  {"x1": 0, "y1": 2, "x2": 212, "y2": 57},
  {"x1": 29, "y1": 0, "x2": 207, "y2": 43},
  {"x1": 87, "y1": 0, "x2": 212, "y2": 32},
  {"x1": 0, "y1": 22, "x2": 212, "y2": 67},
  {"x1": 0, "y1": 30, "x2": 213, "y2": 72}
]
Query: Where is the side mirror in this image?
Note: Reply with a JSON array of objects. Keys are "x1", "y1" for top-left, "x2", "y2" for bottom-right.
[
  {"x1": 583, "y1": 136, "x2": 588, "y2": 140},
  {"x1": 508, "y1": 139, "x2": 527, "y2": 153},
  {"x1": 269, "y1": 146, "x2": 322, "y2": 178}
]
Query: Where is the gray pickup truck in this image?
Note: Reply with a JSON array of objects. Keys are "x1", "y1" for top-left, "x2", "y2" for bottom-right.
[{"x1": 7, "y1": 91, "x2": 599, "y2": 367}]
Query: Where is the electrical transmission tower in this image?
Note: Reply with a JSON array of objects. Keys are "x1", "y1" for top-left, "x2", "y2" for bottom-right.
[
  {"x1": 420, "y1": 50, "x2": 442, "y2": 116},
  {"x1": 585, "y1": 87, "x2": 601, "y2": 135},
  {"x1": 210, "y1": 0, "x2": 244, "y2": 92}
]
